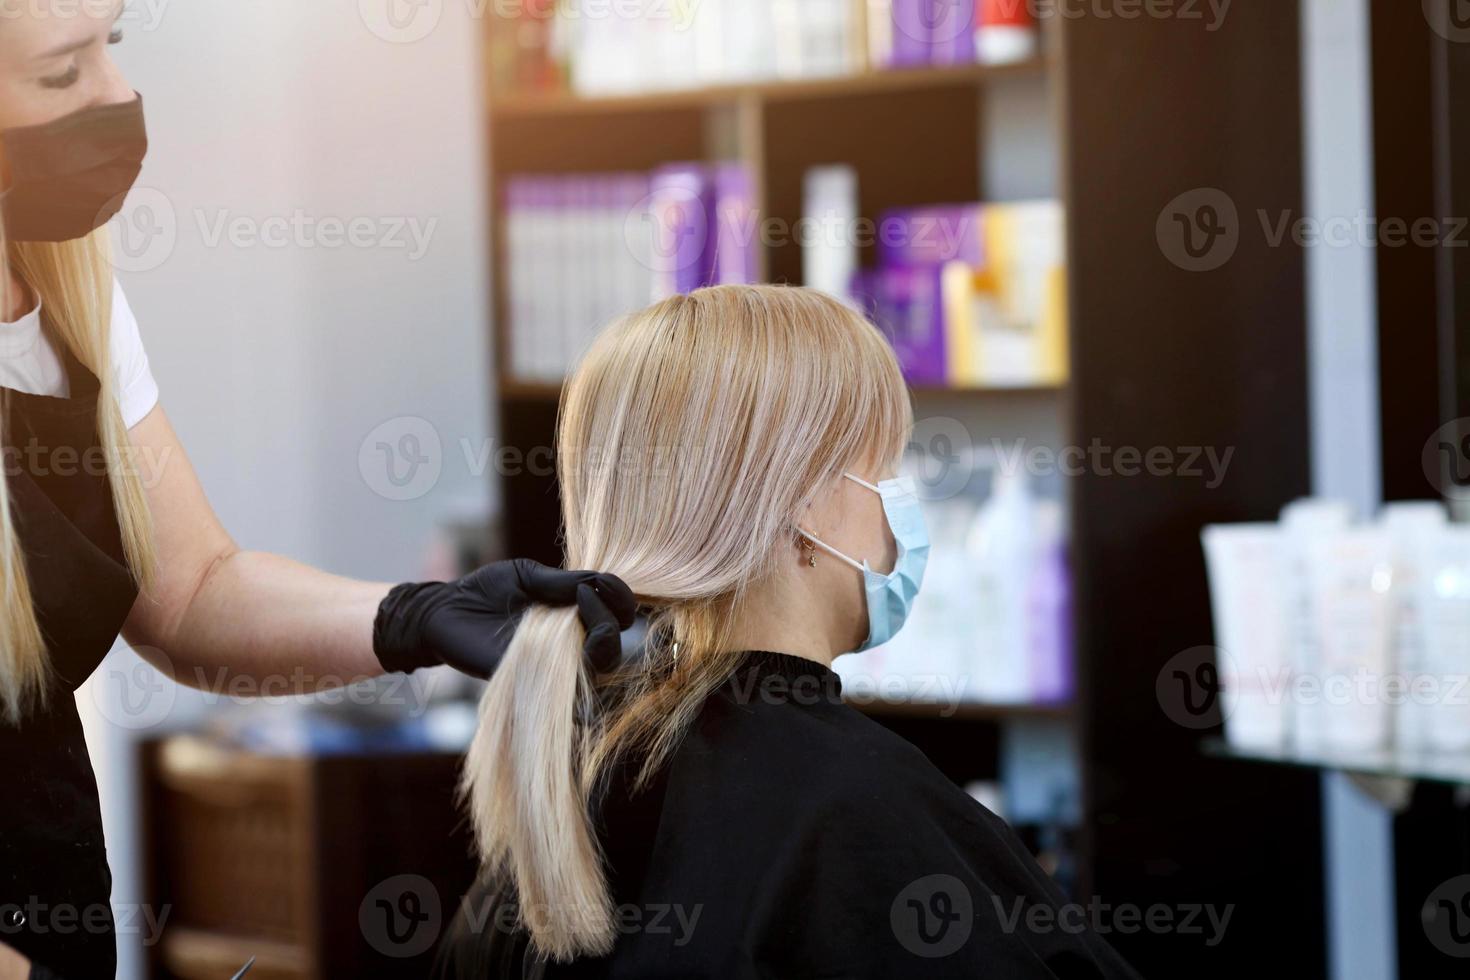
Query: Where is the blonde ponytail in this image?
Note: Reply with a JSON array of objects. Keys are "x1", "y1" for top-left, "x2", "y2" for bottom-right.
[
  {"x1": 0, "y1": 224, "x2": 156, "y2": 725},
  {"x1": 463, "y1": 285, "x2": 913, "y2": 960}
]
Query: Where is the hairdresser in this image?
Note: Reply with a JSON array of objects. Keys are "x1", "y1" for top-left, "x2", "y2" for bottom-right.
[{"x1": 0, "y1": 6, "x2": 632, "y2": 979}]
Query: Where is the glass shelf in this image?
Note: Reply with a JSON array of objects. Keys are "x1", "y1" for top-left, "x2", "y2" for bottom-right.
[{"x1": 1202, "y1": 737, "x2": 1470, "y2": 786}]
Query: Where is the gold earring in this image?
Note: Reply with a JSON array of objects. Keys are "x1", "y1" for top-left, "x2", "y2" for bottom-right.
[{"x1": 802, "y1": 537, "x2": 817, "y2": 567}]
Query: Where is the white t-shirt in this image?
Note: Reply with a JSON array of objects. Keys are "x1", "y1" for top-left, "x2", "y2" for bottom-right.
[{"x1": 0, "y1": 278, "x2": 159, "y2": 429}]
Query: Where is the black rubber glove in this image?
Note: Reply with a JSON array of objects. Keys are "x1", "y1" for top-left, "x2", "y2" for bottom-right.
[{"x1": 373, "y1": 558, "x2": 638, "y2": 679}]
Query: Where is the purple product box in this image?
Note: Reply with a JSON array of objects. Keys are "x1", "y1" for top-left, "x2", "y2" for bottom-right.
[
  {"x1": 877, "y1": 204, "x2": 984, "y2": 268},
  {"x1": 712, "y1": 163, "x2": 758, "y2": 286},
  {"x1": 890, "y1": 0, "x2": 977, "y2": 67},
  {"x1": 648, "y1": 163, "x2": 716, "y2": 297},
  {"x1": 850, "y1": 265, "x2": 948, "y2": 385}
]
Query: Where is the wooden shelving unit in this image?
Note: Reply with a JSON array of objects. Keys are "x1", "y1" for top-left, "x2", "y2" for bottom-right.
[
  {"x1": 482, "y1": 7, "x2": 1321, "y2": 976},
  {"x1": 489, "y1": 59, "x2": 1047, "y2": 118},
  {"x1": 1202, "y1": 738, "x2": 1470, "y2": 788}
]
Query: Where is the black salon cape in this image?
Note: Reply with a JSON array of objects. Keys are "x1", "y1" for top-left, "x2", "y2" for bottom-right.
[{"x1": 437, "y1": 651, "x2": 1142, "y2": 979}]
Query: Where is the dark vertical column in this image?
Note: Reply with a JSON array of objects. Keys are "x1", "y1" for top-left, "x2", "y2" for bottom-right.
[
  {"x1": 1372, "y1": 0, "x2": 1445, "y2": 501},
  {"x1": 1060, "y1": 3, "x2": 1325, "y2": 975},
  {"x1": 1431, "y1": 3, "x2": 1470, "y2": 453},
  {"x1": 1394, "y1": 4, "x2": 1470, "y2": 975}
]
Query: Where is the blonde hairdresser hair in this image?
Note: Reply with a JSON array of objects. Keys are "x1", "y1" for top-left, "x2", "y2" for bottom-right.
[
  {"x1": 463, "y1": 284, "x2": 913, "y2": 961},
  {"x1": 0, "y1": 224, "x2": 156, "y2": 725}
]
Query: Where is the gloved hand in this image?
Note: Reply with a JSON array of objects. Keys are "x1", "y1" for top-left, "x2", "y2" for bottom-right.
[{"x1": 373, "y1": 558, "x2": 638, "y2": 679}]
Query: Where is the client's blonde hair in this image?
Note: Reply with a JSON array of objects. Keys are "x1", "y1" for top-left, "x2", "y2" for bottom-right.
[{"x1": 464, "y1": 284, "x2": 912, "y2": 960}]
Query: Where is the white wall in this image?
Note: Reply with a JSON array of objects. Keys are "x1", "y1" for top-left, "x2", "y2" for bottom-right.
[{"x1": 79, "y1": 3, "x2": 492, "y2": 976}]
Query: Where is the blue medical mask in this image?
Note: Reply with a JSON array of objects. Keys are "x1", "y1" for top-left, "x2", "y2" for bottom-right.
[{"x1": 798, "y1": 473, "x2": 930, "y2": 652}]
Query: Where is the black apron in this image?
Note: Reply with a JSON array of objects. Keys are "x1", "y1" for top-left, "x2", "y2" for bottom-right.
[{"x1": 0, "y1": 340, "x2": 141, "y2": 979}]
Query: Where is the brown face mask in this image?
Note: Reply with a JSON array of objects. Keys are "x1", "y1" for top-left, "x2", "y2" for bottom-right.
[{"x1": 0, "y1": 94, "x2": 148, "y2": 243}]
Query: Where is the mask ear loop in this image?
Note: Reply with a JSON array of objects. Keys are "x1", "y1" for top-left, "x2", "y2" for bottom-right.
[{"x1": 796, "y1": 528, "x2": 866, "y2": 572}]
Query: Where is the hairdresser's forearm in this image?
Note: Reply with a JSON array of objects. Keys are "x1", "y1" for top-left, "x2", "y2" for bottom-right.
[
  {"x1": 130, "y1": 547, "x2": 391, "y2": 691},
  {"x1": 121, "y1": 405, "x2": 392, "y2": 691}
]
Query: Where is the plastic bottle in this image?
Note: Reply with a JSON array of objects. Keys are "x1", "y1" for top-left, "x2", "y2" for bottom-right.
[{"x1": 965, "y1": 468, "x2": 1035, "y2": 703}]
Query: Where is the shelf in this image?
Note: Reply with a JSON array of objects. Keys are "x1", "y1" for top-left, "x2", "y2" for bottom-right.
[
  {"x1": 490, "y1": 60, "x2": 1048, "y2": 120},
  {"x1": 501, "y1": 375, "x2": 1062, "y2": 402},
  {"x1": 1202, "y1": 737, "x2": 1470, "y2": 786},
  {"x1": 500, "y1": 377, "x2": 564, "y2": 400},
  {"x1": 851, "y1": 696, "x2": 1072, "y2": 723},
  {"x1": 911, "y1": 382, "x2": 1067, "y2": 397}
]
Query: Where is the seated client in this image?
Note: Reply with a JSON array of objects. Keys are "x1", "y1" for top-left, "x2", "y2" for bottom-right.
[{"x1": 438, "y1": 285, "x2": 1140, "y2": 979}]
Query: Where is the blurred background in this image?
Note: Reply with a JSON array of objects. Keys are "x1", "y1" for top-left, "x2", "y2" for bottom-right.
[{"x1": 79, "y1": 0, "x2": 1470, "y2": 977}]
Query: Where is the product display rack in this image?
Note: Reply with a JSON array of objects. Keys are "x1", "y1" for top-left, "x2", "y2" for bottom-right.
[
  {"x1": 1203, "y1": 738, "x2": 1470, "y2": 789},
  {"x1": 483, "y1": 7, "x2": 1322, "y2": 976}
]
